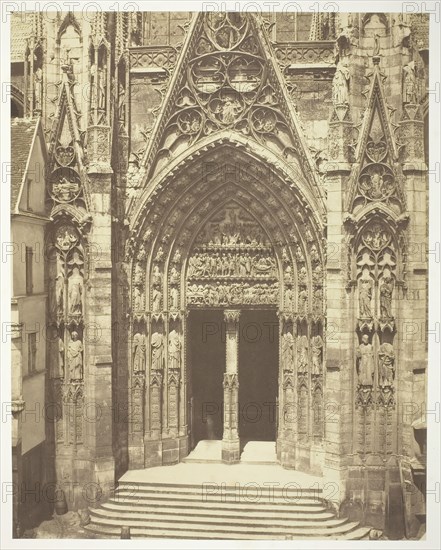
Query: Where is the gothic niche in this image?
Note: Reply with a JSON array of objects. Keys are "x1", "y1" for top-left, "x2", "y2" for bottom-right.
[
  {"x1": 352, "y1": 109, "x2": 402, "y2": 213},
  {"x1": 185, "y1": 205, "x2": 281, "y2": 308},
  {"x1": 354, "y1": 220, "x2": 399, "y2": 455},
  {"x1": 48, "y1": 224, "x2": 85, "y2": 447}
]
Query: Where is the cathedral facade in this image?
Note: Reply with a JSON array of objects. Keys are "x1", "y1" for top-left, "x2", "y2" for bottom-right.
[{"x1": 10, "y1": 11, "x2": 428, "y2": 538}]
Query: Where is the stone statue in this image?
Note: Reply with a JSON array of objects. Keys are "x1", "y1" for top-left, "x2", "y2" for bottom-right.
[
  {"x1": 97, "y1": 66, "x2": 107, "y2": 111},
  {"x1": 67, "y1": 331, "x2": 83, "y2": 381},
  {"x1": 132, "y1": 332, "x2": 146, "y2": 373},
  {"x1": 356, "y1": 334, "x2": 374, "y2": 386},
  {"x1": 373, "y1": 33, "x2": 381, "y2": 57},
  {"x1": 332, "y1": 61, "x2": 350, "y2": 105},
  {"x1": 168, "y1": 330, "x2": 181, "y2": 370},
  {"x1": 152, "y1": 288, "x2": 162, "y2": 312},
  {"x1": 281, "y1": 331, "x2": 294, "y2": 370},
  {"x1": 58, "y1": 336, "x2": 65, "y2": 378},
  {"x1": 298, "y1": 289, "x2": 308, "y2": 313},
  {"x1": 170, "y1": 286, "x2": 179, "y2": 309},
  {"x1": 359, "y1": 277, "x2": 373, "y2": 318},
  {"x1": 378, "y1": 343, "x2": 395, "y2": 387},
  {"x1": 403, "y1": 61, "x2": 417, "y2": 104},
  {"x1": 311, "y1": 335, "x2": 323, "y2": 375},
  {"x1": 151, "y1": 332, "x2": 164, "y2": 371},
  {"x1": 134, "y1": 263, "x2": 143, "y2": 287},
  {"x1": 284, "y1": 287, "x2": 293, "y2": 310},
  {"x1": 379, "y1": 276, "x2": 394, "y2": 318},
  {"x1": 152, "y1": 265, "x2": 162, "y2": 285},
  {"x1": 133, "y1": 286, "x2": 142, "y2": 311},
  {"x1": 55, "y1": 272, "x2": 64, "y2": 315},
  {"x1": 68, "y1": 268, "x2": 83, "y2": 315},
  {"x1": 297, "y1": 335, "x2": 309, "y2": 374},
  {"x1": 34, "y1": 67, "x2": 43, "y2": 112}
]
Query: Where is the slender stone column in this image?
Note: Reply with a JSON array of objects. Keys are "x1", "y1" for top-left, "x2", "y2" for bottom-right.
[{"x1": 222, "y1": 309, "x2": 241, "y2": 463}]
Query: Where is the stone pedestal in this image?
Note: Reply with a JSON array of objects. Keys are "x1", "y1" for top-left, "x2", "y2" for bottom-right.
[{"x1": 222, "y1": 310, "x2": 240, "y2": 463}]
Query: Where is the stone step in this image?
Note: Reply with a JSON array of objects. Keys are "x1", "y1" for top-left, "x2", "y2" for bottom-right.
[
  {"x1": 117, "y1": 481, "x2": 323, "y2": 495},
  {"x1": 114, "y1": 490, "x2": 325, "y2": 507},
  {"x1": 99, "y1": 501, "x2": 334, "y2": 519},
  {"x1": 90, "y1": 506, "x2": 345, "y2": 528},
  {"x1": 86, "y1": 515, "x2": 361, "y2": 538}
]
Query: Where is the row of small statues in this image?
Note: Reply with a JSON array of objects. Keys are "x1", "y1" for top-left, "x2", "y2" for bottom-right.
[
  {"x1": 132, "y1": 330, "x2": 181, "y2": 373},
  {"x1": 187, "y1": 282, "x2": 279, "y2": 306},
  {"x1": 281, "y1": 334, "x2": 324, "y2": 375},
  {"x1": 188, "y1": 252, "x2": 278, "y2": 279},
  {"x1": 359, "y1": 276, "x2": 394, "y2": 319},
  {"x1": 356, "y1": 337, "x2": 395, "y2": 388}
]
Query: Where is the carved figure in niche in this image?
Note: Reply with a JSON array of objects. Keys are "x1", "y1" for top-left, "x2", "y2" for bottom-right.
[
  {"x1": 34, "y1": 67, "x2": 43, "y2": 111},
  {"x1": 155, "y1": 246, "x2": 164, "y2": 263},
  {"x1": 403, "y1": 61, "x2": 418, "y2": 104},
  {"x1": 313, "y1": 264, "x2": 323, "y2": 284},
  {"x1": 151, "y1": 332, "x2": 164, "y2": 371},
  {"x1": 311, "y1": 335, "x2": 323, "y2": 376},
  {"x1": 373, "y1": 33, "x2": 381, "y2": 57},
  {"x1": 359, "y1": 277, "x2": 373, "y2": 318},
  {"x1": 313, "y1": 288, "x2": 323, "y2": 314},
  {"x1": 281, "y1": 331, "x2": 294, "y2": 370},
  {"x1": 282, "y1": 247, "x2": 290, "y2": 264},
  {"x1": 133, "y1": 287, "x2": 142, "y2": 311},
  {"x1": 310, "y1": 244, "x2": 320, "y2": 263},
  {"x1": 170, "y1": 266, "x2": 179, "y2": 285},
  {"x1": 67, "y1": 331, "x2": 83, "y2": 381},
  {"x1": 297, "y1": 335, "x2": 309, "y2": 374},
  {"x1": 378, "y1": 343, "x2": 395, "y2": 387},
  {"x1": 332, "y1": 61, "x2": 350, "y2": 105},
  {"x1": 52, "y1": 175, "x2": 80, "y2": 202},
  {"x1": 168, "y1": 329, "x2": 181, "y2": 370},
  {"x1": 137, "y1": 243, "x2": 146, "y2": 262},
  {"x1": 97, "y1": 66, "x2": 107, "y2": 111},
  {"x1": 68, "y1": 267, "x2": 83, "y2": 315},
  {"x1": 58, "y1": 336, "x2": 65, "y2": 378},
  {"x1": 55, "y1": 272, "x2": 64, "y2": 315},
  {"x1": 56, "y1": 229, "x2": 77, "y2": 251},
  {"x1": 152, "y1": 288, "x2": 162, "y2": 312},
  {"x1": 284, "y1": 264, "x2": 293, "y2": 283},
  {"x1": 356, "y1": 334, "x2": 374, "y2": 386},
  {"x1": 298, "y1": 289, "x2": 308, "y2": 313},
  {"x1": 134, "y1": 262, "x2": 143, "y2": 287},
  {"x1": 170, "y1": 286, "x2": 179, "y2": 310},
  {"x1": 380, "y1": 276, "x2": 394, "y2": 318},
  {"x1": 298, "y1": 266, "x2": 307, "y2": 284},
  {"x1": 132, "y1": 332, "x2": 146, "y2": 373},
  {"x1": 152, "y1": 265, "x2": 162, "y2": 285},
  {"x1": 284, "y1": 287, "x2": 293, "y2": 310},
  {"x1": 220, "y1": 96, "x2": 242, "y2": 124}
]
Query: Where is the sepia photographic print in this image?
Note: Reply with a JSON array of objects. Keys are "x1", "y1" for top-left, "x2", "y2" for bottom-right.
[{"x1": 1, "y1": 2, "x2": 440, "y2": 548}]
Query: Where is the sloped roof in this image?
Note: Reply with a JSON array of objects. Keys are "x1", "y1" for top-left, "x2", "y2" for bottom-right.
[
  {"x1": 10, "y1": 118, "x2": 39, "y2": 210},
  {"x1": 10, "y1": 13, "x2": 33, "y2": 62}
]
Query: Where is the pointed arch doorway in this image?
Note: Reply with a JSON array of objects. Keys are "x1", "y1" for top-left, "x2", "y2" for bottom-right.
[{"x1": 127, "y1": 147, "x2": 325, "y2": 470}]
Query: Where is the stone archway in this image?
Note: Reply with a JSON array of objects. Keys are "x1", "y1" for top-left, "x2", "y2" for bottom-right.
[{"x1": 127, "y1": 145, "x2": 325, "y2": 471}]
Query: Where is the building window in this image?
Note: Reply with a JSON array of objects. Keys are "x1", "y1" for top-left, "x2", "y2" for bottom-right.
[
  {"x1": 28, "y1": 333, "x2": 37, "y2": 375},
  {"x1": 25, "y1": 246, "x2": 33, "y2": 295}
]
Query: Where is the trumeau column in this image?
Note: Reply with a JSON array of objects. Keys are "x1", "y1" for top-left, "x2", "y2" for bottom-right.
[{"x1": 222, "y1": 309, "x2": 241, "y2": 464}]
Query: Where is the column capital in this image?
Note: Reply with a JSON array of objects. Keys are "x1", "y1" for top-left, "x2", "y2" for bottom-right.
[{"x1": 223, "y1": 309, "x2": 241, "y2": 324}]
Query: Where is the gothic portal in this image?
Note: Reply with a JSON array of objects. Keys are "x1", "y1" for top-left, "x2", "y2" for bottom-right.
[{"x1": 10, "y1": 10, "x2": 429, "y2": 536}]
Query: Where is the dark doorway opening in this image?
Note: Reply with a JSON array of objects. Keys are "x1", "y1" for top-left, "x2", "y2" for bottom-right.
[
  {"x1": 238, "y1": 310, "x2": 279, "y2": 444},
  {"x1": 188, "y1": 309, "x2": 225, "y2": 449}
]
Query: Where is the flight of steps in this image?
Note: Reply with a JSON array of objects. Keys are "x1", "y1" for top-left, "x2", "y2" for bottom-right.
[{"x1": 86, "y1": 480, "x2": 371, "y2": 540}]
